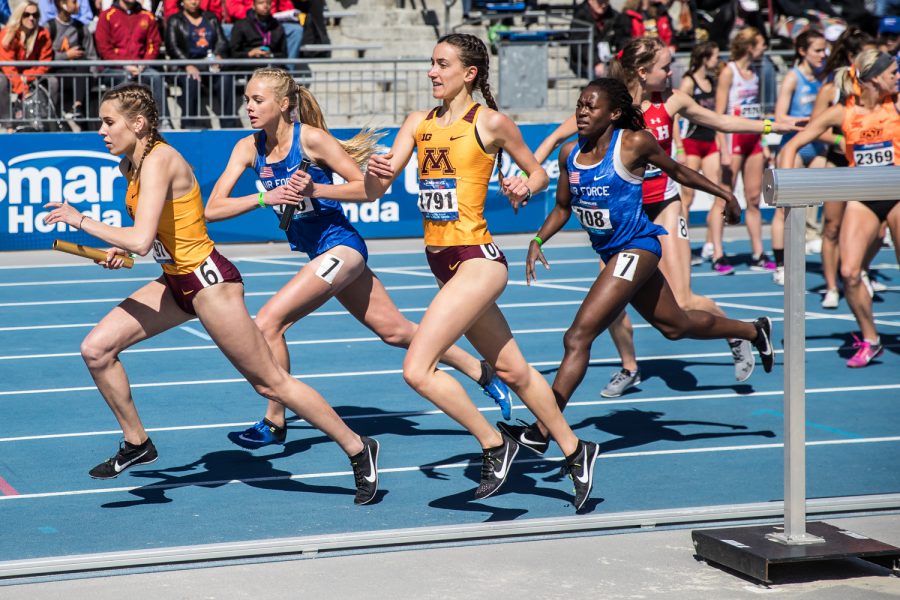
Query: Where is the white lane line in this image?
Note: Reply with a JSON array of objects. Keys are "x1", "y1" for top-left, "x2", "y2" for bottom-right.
[
  {"x1": 3, "y1": 435, "x2": 898, "y2": 501},
  {"x1": 179, "y1": 326, "x2": 211, "y2": 341},
  {"x1": 2, "y1": 347, "x2": 897, "y2": 397},
  {"x1": 3, "y1": 381, "x2": 899, "y2": 443}
]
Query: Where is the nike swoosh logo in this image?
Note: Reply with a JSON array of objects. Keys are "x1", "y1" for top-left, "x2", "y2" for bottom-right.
[
  {"x1": 575, "y1": 457, "x2": 591, "y2": 484},
  {"x1": 182, "y1": 289, "x2": 194, "y2": 296},
  {"x1": 520, "y1": 432, "x2": 542, "y2": 445},
  {"x1": 449, "y1": 135, "x2": 466, "y2": 141},
  {"x1": 493, "y1": 446, "x2": 512, "y2": 479},
  {"x1": 114, "y1": 449, "x2": 149, "y2": 473},
  {"x1": 448, "y1": 261, "x2": 461, "y2": 271},
  {"x1": 363, "y1": 445, "x2": 377, "y2": 483},
  {"x1": 593, "y1": 175, "x2": 605, "y2": 181},
  {"x1": 492, "y1": 388, "x2": 506, "y2": 400},
  {"x1": 287, "y1": 165, "x2": 299, "y2": 173}
]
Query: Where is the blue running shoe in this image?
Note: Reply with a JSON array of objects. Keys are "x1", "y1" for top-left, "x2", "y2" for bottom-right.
[
  {"x1": 227, "y1": 418, "x2": 287, "y2": 449},
  {"x1": 481, "y1": 372, "x2": 512, "y2": 420}
]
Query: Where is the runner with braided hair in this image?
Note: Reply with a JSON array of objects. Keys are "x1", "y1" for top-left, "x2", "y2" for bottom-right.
[
  {"x1": 44, "y1": 83, "x2": 382, "y2": 505},
  {"x1": 365, "y1": 34, "x2": 600, "y2": 511},
  {"x1": 205, "y1": 67, "x2": 514, "y2": 450}
]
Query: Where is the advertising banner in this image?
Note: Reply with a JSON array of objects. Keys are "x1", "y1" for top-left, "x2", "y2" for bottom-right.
[{"x1": 0, "y1": 124, "x2": 733, "y2": 252}]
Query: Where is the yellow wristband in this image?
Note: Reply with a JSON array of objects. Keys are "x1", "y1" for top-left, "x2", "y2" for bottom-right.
[
  {"x1": 762, "y1": 119, "x2": 773, "y2": 135},
  {"x1": 257, "y1": 191, "x2": 266, "y2": 209}
]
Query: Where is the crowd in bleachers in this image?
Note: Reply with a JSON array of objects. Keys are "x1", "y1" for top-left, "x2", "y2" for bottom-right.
[
  {"x1": 0, "y1": 0, "x2": 331, "y2": 131},
  {"x1": 0, "y1": 0, "x2": 899, "y2": 133}
]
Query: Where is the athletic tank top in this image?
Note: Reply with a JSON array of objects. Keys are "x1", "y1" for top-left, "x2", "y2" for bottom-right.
[
  {"x1": 567, "y1": 129, "x2": 667, "y2": 257},
  {"x1": 414, "y1": 103, "x2": 496, "y2": 246},
  {"x1": 726, "y1": 62, "x2": 762, "y2": 119},
  {"x1": 684, "y1": 75, "x2": 716, "y2": 142},
  {"x1": 642, "y1": 93, "x2": 679, "y2": 204},
  {"x1": 788, "y1": 67, "x2": 821, "y2": 118},
  {"x1": 842, "y1": 95, "x2": 900, "y2": 168},
  {"x1": 254, "y1": 122, "x2": 340, "y2": 221},
  {"x1": 125, "y1": 144, "x2": 214, "y2": 275}
]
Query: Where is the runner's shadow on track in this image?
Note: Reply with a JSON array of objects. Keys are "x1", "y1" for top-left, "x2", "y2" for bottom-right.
[
  {"x1": 326, "y1": 405, "x2": 475, "y2": 440},
  {"x1": 569, "y1": 408, "x2": 776, "y2": 454},
  {"x1": 100, "y1": 447, "x2": 366, "y2": 508},
  {"x1": 420, "y1": 453, "x2": 604, "y2": 519},
  {"x1": 539, "y1": 360, "x2": 755, "y2": 396}
]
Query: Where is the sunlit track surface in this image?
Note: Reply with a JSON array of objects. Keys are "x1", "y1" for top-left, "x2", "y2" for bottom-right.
[{"x1": 0, "y1": 239, "x2": 897, "y2": 567}]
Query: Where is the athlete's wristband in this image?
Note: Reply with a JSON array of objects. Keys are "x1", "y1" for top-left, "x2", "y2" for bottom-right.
[
  {"x1": 675, "y1": 147, "x2": 685, "y2": 155},
  {"x1": 78, "y1": 214, "x2": 88, "y2": 229},
  {"x1": 762, "y1": 119, "x2": 773, "y2": 135},
  {"x1": 523, "y1": 185, "x2": 533, "y2": 203},
  {"x1": 257, "y1": 191, "x2": 266, "y2": 209},
  {"x1": 833, "y1": 133, "x2": 844, "y2": 147},
  {"x1": 532, "y1": 235, "x2": 543, "y2": 247}
]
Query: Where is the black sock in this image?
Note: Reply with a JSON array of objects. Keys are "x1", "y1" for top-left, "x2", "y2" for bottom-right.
[
  {"x1": 773, "y1": 248, "x2": 784, "y2": 266},
  {"x1": 477, "y1": 359, "x2": 494, "y2": 388},
  {"x1": 565, "y1": 440, "x2": 584, "y2": 463},
  {"x1": 262, "y1": 418, "x2": 285, "y2": 431},
  {"x1": 124, "y1": 437, "x2": 149, "y2": 451}
]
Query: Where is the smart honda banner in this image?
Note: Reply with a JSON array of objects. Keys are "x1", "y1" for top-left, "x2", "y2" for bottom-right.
[{"x1": 0, "y1": 124, "x2": 729, "y2": 252}]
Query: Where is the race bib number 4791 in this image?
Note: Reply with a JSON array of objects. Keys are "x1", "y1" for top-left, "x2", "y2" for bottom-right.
[{"x1": 418, "y1": 178, "x2": 459, "y2": 221}]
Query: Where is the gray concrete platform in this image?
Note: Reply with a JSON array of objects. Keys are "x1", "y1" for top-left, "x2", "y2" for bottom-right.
[{"x1": 2, "y1": 515, "x2": 899, "y2": 599}]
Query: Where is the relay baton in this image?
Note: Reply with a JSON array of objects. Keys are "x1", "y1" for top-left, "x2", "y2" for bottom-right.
[
  {"x1": 52, "y1": 240, "x2": 135, "y2": 268},
  {"x1": 278, "y1": 158, "x2": 312, "y2": 231}
]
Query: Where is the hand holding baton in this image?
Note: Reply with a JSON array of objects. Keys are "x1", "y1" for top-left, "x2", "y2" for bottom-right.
[
  {"x1": 53, "y1": 240, "x2": 135, "y2": 268},
  {"x1": 279, "y1": 158, "x2": 312, "y2": 231}
]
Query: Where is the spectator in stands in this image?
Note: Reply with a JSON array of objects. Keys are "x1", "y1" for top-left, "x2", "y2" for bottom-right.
[
  {"x1": 47, "y1": 0, "x2": 96, "y2": 128},
  {"x1": 226, "y1": 0, "x2": 301, "y2": 63},
  {"x1": 38, "y1": 0, "x2": 92, "y2": 25},
  {"x1": 166, "y1": 0, "x2": 240, "y2": 128},
  {"x1": 0, "y1": 1, "x2": 53, "y2": 131},
  {"x1": 94, "y1": 0, "x2": 167, "y2": 123},
  {"x1": 295, "y1": 0, "x2": 330, "y2": 57},
  {"x1": 229, "y1": 0, "x2": 286, "y2": 60},
  {"x1": 164, "y1": 0, "x2": 221, "y2": 20},
  {"x1": 621, "y1": 0, "x2": 675, "y2": 50},
  {"x1": 569, "y1": 0, "x2": 629, "y2": 79},
  {"x1": 1, "y1": 0, "x2": 10, "y2": 25},
  {"x1": 879, "y1": 16, "x2": 900, "y2": 58}
]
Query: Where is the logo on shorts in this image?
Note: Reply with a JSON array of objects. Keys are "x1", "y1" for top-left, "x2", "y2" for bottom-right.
[
  {"x1": 448, "y1": 261, "x2": 461, "y2": 271},
  {"x1": 182, "y1": 289, "x2": 194, "y2": 296}
]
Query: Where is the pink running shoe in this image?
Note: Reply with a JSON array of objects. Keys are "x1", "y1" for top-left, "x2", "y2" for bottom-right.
[
  {"x1": 712, "y1": 256, "x2": 735, "y2": 275},
  {"x1": 750, "y1": 253, "x2": 777, "y2": 272},
  {"x1": 846, "y1": 335, "x2": 883, "y2": 368}
]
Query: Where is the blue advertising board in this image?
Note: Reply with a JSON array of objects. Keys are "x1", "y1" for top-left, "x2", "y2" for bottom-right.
[
  {"x1": 0, "y1": 125, "x2": 575, "y2": 252},
  {"x1": 0, "y1": 124, "x2": 751, "y2": 252}
]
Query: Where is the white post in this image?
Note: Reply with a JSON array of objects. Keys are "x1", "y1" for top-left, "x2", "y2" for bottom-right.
[{"x1": 762, "y1": 166, "x2": 900, "y2": 544}]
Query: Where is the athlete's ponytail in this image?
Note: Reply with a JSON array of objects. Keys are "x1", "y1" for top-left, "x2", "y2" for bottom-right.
[
  {"x1": 249, "y1": 67, "x2": 385, "y2": 167},
  {"x1": 437, "y1": 33, "x2": 505, "y2": 176},
  {"x1": 586, "y1": 78, "x2": 645, "y2": 131}
]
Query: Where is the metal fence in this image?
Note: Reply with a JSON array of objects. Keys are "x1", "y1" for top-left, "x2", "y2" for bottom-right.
[{"x1": 0, "y1": 48, "x2": 795, "y2": 132}]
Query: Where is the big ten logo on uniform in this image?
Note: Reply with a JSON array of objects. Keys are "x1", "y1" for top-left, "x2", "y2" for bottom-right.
[
  {"x1": 0, "y1": 150, "x2": 126, "y2": 237},
  {"x1": 420, "y1": 148, "x2": 455, "y2": 175}
]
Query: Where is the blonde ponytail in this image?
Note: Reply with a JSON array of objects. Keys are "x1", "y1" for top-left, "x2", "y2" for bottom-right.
[{"x1": 250, "y1": 67, "x2": 386, "y2": 167}]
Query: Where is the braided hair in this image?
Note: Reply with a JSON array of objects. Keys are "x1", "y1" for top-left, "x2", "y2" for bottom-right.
[
  {"x1": 436, "y1": 33, "x2": 505, "y2": 176},
  {"x1": 249, "y1": 67, "x2": 385, "y2": 167},
  {"x1": 585, "y1": 78, "x2": 646, "y2": 131},
  {"x1": 101, "y1": 83, "x2": 166, "y2": 180}
]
